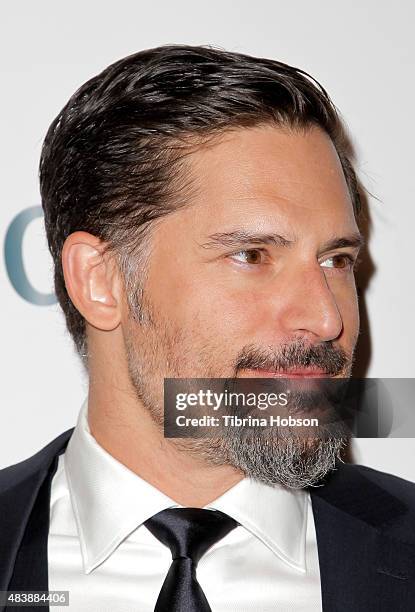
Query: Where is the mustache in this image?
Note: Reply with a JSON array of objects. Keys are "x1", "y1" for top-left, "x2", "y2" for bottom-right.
[{"x1": 234, "y1": 340, "x2": 351, "y2": 377}]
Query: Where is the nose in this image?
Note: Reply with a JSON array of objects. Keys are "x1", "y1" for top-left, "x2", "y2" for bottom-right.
[{"x1": 277, "y1": 264, "x2": 343, "y2": 343}]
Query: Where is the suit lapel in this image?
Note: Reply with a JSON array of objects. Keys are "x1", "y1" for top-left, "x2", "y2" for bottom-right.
[
  {"x1": 0, "y1": 429, "x2": 73, "y2": 611},
  {"x1": 310, "y1": 463, "x2": 415, "y2": 611}
]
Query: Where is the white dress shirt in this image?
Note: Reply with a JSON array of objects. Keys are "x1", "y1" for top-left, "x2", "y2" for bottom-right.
[{"x1": 48, "y1": 398, "x2": 323, "y2": 611}]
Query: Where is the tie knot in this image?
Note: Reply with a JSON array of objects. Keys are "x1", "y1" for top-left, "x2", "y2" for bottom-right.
[{"x1": 144, "y1": 507, "x2": 238, "y2": 565}]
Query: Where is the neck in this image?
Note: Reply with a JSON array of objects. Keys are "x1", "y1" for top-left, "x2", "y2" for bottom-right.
[{"x1": 87, "y1": 357, "x2": 244, "y2": 508}]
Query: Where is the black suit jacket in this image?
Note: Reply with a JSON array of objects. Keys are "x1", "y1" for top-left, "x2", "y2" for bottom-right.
[{"x1": 1, "y1": 429, "x2": 415, "y2": 611}]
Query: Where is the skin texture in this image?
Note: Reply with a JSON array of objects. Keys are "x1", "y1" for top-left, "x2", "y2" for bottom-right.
[{"x1": 62, "y1": 124, "x2": 362, "y2": 506}]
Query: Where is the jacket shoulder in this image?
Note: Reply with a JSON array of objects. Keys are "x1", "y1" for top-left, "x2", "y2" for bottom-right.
[
  {"x1": 351, "y1": 463, "x2": 415, "y2": 507},
  {"x1": 318, "y1": 461, "x2": 415, "y2": 537},
  {"x1": 0, "y1": 428, "x2": 74, "y2": 493},
  {"x1": 311, "y1": 460, "x2": 415, "y2": 531}
]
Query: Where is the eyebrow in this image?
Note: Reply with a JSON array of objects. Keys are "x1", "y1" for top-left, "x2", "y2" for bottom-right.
[
  {"x1": 319, "y1": 233, "x2": 365, "y2": 252},
  {"x1": 200, "y1": 230, "x2": 293, "y2": 249},
  {"x1": 200, "y1": 230, "x2": 365, "y2": 252}
]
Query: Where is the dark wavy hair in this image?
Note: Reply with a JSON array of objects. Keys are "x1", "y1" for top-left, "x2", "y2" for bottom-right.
[{"x1": 39, "y1": 44, "x2": 361, "y2": 362}]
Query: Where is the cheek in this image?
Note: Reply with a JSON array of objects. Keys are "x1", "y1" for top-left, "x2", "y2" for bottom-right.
[
  {"x1": 149, "y1": 258, "x2": 265, "y2": 337},
  {"x1": 193, "y1": 285, "x2": 269, "y2": 340}
]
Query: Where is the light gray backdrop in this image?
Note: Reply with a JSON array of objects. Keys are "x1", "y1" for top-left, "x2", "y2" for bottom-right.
[{"x1": 1, "y1": 1, "x2": 414, "y2": 478}]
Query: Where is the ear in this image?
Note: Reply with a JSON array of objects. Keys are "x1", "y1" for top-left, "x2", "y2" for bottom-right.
[{"x1": 61, "y1": 231, "x2": 122, "y2": 331}]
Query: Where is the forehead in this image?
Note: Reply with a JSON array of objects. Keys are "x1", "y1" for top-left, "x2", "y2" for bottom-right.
[{"x1": 185, "y1": 124, "x2": 358, "y2": 238}]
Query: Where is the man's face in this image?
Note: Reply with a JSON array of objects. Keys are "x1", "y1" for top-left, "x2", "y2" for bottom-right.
[{"x1": 122, "y1": 124, "x2": 362, "y2": 487}]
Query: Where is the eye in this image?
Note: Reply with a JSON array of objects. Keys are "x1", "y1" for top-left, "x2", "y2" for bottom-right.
[
  {"x1": 321, "y1": 253, "x2": 356, "y2": 271},
  {"x1": 229, "y1": 249, "x2": 265, "y2": 265}
]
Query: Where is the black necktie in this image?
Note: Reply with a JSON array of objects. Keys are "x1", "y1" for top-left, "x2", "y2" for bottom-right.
[{"x1": 144, "y1": 507, "x2": 238, "y2": 612}]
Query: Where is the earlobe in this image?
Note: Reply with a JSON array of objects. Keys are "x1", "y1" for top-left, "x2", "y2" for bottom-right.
[{"x1": 61, "y1": 231, "x2": 122, "y2": 331}]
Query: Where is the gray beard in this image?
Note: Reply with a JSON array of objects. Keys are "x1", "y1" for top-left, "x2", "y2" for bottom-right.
[
  {"x1": 123, "y1": 308, "x2": 348, "y2": 490},
  {"x1": 172, "y1": 427, "x2": 347, "y2": 490}
]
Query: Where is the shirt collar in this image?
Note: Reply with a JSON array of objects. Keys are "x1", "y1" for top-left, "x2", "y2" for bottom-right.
[
  {"x1": 204, "y1": 476, "x2": 308, "y2": 572},
  {"x1": 65, "y1": 397, "x2": 308, "y2": 574}
]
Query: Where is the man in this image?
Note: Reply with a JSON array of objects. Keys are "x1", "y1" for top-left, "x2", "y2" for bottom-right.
[{"x1": 1, "y1": 45, "x2": 414, "y2": 612}]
